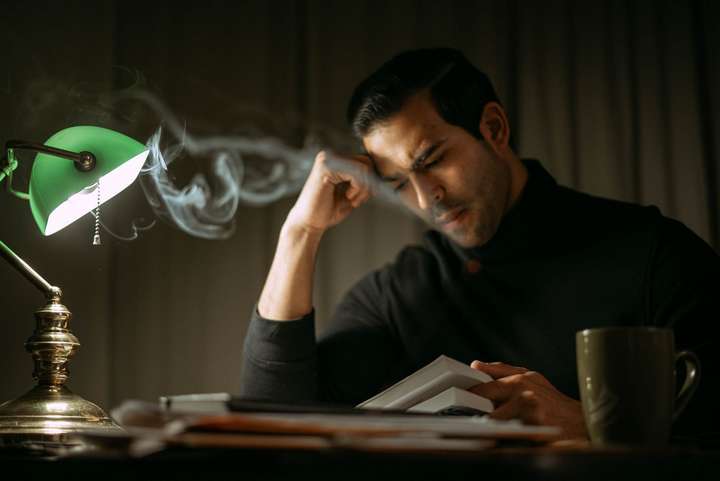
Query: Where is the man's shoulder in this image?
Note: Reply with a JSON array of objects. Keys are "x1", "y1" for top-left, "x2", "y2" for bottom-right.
[
  {"x1": 554, "y1": 185, "x2": 717, "y2": 263},
  {"x1": 528, "y1": 159, "x2": 663, "y2": 228},
  {"x1": 551, "y1": 185, "x2": 669, "y2": 244},
  {"x1": 556, "y1": 185, "x2": 660, "y2": 223}
]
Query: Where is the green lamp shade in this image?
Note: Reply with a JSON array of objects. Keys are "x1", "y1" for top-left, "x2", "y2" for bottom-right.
[{"x1": 28, "y1": 126, "x2": 149, "y2": 236}]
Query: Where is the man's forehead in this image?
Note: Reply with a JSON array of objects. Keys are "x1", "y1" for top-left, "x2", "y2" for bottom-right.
[
  {"x1": 362, "y1": 122, "x2": 443, "y2": 174},
  {"x1": 364, "y1": 133, "x2": 434, "y2": 166}
]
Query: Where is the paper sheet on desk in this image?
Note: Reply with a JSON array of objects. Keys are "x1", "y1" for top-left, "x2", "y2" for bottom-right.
[
  {"x1": 175, "y1": 412, "x2": 560, "y2": 442},
  {"x1": 93, "y1": 399, "x2": 560, "y2": 457},
  {"x1": 111, "y1": 399, "x2": 560, "y2": 441}
]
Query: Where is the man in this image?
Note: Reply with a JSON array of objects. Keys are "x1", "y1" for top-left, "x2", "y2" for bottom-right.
[{"x1": 240, "y1": 48, "x2": 718, "y2": 442}]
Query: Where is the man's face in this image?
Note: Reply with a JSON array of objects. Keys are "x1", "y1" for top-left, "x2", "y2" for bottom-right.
[{"x1": 363, "y1": 91, "x2": 511, "y2": 248}]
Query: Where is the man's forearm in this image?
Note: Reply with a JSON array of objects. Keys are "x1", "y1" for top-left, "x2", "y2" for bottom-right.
[
  {"x1": 242, "y1": 151, "x2": 371, "y2": 402},
  {"x1": 257, "y1": 221, "x2": 323, "y2": 320}
]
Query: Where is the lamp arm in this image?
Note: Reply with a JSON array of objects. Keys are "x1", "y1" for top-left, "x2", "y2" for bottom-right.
[
  {"x1": 0, "y1": 239, "x2": 61, "y2": 300},
  {"x1": 5, "y1": 140, "x2": 97, "y2": 172},
  {"x1": 0, "y1": 153, "x2": 17, "y2": 184}
]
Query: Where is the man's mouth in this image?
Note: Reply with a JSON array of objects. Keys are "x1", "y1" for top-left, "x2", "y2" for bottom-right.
[{"x1": 435, "y1": 207, "x2": 467, "y2": 229}]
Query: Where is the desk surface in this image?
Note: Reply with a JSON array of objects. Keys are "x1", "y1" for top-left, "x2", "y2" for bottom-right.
[{"x1": 6, "y1": 445, "x2": 720, "y2": 481}]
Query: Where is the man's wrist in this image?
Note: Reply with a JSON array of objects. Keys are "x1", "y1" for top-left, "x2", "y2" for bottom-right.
[{"x1": 281, "y1": 218, "x2": 326, "y2": 244}]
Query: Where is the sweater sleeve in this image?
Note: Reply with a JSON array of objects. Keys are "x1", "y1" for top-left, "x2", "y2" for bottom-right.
[
  {"x1": 239, "y1": 267, "x2": 407, "y2": 406},
  {"x1": 239, "y1": 308, "x2": 318, "y2": 403}
]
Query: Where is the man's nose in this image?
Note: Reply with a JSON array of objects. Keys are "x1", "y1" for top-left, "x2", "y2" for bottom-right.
[{"x1": 412, "y1": 174, "x2": 443, "y2": 210}]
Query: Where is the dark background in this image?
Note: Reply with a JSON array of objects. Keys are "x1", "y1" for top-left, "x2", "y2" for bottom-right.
[{"x1": 0, "y1": 0, "x2": 718, "y2": 413}]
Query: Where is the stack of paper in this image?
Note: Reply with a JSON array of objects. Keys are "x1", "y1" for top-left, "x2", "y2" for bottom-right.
[{"x1": 80, "y1": 398, "x2": 560, "y2": 457}]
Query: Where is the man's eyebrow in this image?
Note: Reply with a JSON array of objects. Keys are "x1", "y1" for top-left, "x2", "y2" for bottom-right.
[
  {"x1": 410, "y1": 139, "x2": 445, "y2": 171},
  {"x1": 376, "y1": 139, "x2": 446, "y2": 183}
]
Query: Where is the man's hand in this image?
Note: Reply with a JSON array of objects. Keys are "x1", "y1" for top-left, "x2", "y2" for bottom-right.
[
  {"x1": 286, "y1": 150, "x2": 373, "y2": 234},
  {"x1": 468, "y1": 361, "x2": 588, "y2": 440}
]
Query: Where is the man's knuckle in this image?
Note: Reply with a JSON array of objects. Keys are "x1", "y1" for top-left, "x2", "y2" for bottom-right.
[
  {"x1": 522, "y1": 392, "x2": 538, "y2": 406},
  {"x1": 503, "y1": 374, "x2": 525, "y2": 385}
]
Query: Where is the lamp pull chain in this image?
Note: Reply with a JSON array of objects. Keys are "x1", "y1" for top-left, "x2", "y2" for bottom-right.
[{"x1": 93, "y1": 180, "x2": 101, "y2": 246}]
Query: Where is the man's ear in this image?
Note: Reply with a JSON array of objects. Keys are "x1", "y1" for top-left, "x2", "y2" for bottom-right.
[{"x1": 478, "y1": 102, "x2": 510, "y2": 153}]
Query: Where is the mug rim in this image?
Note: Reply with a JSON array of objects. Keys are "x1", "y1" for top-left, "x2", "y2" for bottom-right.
[{"x1": 576, "y1": 326, "x2": 672, "y2": 337}]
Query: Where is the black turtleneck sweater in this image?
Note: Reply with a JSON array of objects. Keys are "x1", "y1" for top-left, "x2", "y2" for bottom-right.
[{"x1": 240, "y1": 160, "x2": 719, "y2": 441}]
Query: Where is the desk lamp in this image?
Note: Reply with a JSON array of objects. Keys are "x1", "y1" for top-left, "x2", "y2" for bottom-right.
[{"x1": 0, "y1": 125, "x2": 148, "y2": 452}]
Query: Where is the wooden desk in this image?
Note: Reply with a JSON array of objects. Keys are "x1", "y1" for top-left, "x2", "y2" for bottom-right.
[{"x1": 5, "y1": 445, "x2": 720, "y2": 481}]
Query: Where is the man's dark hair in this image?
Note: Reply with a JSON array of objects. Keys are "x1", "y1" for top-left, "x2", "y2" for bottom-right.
[{"x1": 346, "y1": 48, "x2": 500, "y2": 140}]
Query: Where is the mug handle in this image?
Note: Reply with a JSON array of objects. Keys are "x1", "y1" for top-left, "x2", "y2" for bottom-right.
[{"x1": 673, "y1": 350, "x2": 701, "y2": 422}]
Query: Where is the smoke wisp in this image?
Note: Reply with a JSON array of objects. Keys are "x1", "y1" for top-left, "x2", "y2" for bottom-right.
[{"x1": 131, "y1": 90, "x2": 411, "y2": 240}]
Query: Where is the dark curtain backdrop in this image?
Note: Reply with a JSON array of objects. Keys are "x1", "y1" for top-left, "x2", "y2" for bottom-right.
[{"x1": 0, "y1": 0, "x2": 718, "y2": 410}]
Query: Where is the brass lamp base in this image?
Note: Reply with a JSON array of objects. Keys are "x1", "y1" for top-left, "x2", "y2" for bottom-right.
[
  {"x1": 0, "y1": 285, "x2": 122, "y2": 455},
  {"x1": 0, "y1": 384, "x2": 122, "y2": 453}
]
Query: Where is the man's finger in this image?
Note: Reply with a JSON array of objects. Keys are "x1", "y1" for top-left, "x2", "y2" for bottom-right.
[
  {"x1": 344, "y1": 180, "x2": 361, "y2": 199},
  {"x1": 471, "y1": 360, "x2": 529, "y2": 379},
  {"x1": 488, "y1": 390, "x2": 543, "y2": 425},
  {"x1": 467, "y1": 380, "x2": 515, "y2": 404},
  {"x1": 340, "y1": 166, "x2": 371, "y2": 198},
  {"x1": 351, "y1": 190, "x2": 372, "y2": 208}
]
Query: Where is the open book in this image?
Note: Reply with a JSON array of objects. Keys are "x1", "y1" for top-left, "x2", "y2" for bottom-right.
[{"x1": 357, "y1": 355, "x2": 493, "y2": 415}]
